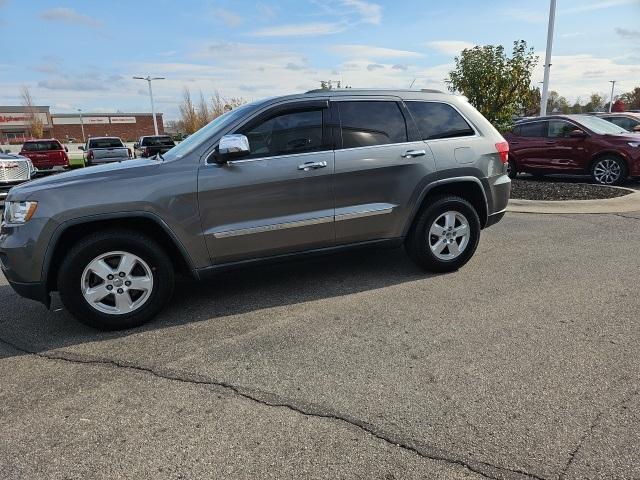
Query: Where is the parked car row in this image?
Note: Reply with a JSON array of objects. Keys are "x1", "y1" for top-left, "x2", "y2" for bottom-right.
[{"x1": 504, "y1": 114, "x2": 640, "y2": 185}]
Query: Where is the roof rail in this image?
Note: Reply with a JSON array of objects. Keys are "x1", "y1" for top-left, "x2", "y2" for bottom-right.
[{"x1": 304, "y1": 88, "x2": 445, "y2": 94}]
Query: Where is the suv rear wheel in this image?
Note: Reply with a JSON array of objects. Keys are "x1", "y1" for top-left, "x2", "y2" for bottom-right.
[
  {"x1": 406, "y1": 196, "x2": 481, "y2": 273},
  {"x1": 58, "y1": 230, "x2": 174, "y2": 330}
]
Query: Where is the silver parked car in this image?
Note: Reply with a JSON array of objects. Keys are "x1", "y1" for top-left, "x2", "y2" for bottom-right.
[
  {"x1": 0, "y1": 151, "x2": 35, "y2": 204},
  {"x1": 79, "y1": 136, "x2": 131, "y2": 165},
  {"x1": 0, "y1": 89, "x2": 511, "y2": 330}
]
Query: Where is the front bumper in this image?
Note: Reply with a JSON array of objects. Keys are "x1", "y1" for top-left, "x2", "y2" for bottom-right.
[{"x1": 3, "y1": 276, "x2": 50, "y2": 307}]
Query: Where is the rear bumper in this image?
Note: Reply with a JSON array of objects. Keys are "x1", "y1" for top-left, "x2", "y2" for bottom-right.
[{"x1": 483, "y1": 173, "x2": 511, "y2": 227}]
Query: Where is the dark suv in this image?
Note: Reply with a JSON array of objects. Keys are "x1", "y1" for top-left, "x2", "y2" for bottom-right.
[
  {"x1": 504, "y1": 114, "x2": 640, "y2": 185},
  {"x1": 1, "y1": 89, "x2": 510, "y2": 330}
]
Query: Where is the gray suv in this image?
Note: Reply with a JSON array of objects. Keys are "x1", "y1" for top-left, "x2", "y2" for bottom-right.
[{"x1": 0, "y1": 89, "x2": 510, "y2": 330}]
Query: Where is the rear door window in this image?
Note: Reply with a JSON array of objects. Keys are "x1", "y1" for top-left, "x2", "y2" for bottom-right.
[
  {"x1": 142, "y1": 136, "x2": 175, "y2": 146},
  {"x1": 517, "y1": 121, "x2": 546, "y2": 137},
  {"x1": 405, "y1": 101, "x2": 475, "y2": 140},
  {"x1": 338, "y1": 101, "x2": 407, "y2": 149}
]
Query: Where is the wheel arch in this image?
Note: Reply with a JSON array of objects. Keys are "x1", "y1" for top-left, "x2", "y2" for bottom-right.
[
  {"x1": 589, "y1": 150, "x2": 630, "y2": 173},
  {"x1": 44, "y1": 212, "x2": 196, "y2": 292},
  {"x1": 403, "y1": 177, "x2": 489, "y2": 238}
]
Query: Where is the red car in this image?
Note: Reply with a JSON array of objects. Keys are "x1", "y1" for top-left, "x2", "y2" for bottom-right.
[
  {"x1": 19, "y1": 139, "x2": 69, "y2": 172},
  {"x1": 504, "y1": 114, "x2": 640, "y2": 185}
]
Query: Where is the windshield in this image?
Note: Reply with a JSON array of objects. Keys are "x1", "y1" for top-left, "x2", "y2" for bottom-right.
[
  {"x1": 163, "y1": 101, "x2": 260, "y2": 160},
  {"x1": 574, "y1": 115, "x2": 629, "y2": 135}
]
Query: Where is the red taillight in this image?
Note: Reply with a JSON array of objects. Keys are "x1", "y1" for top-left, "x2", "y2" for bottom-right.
[
  {"x1": 144, "y1": 147, "x2": 150, "y2": 157},
  {"x1": 128, "y1": 148, "x2": 132, "y2": 158},
  {"x1": 495, "y1": 141, "x2": 509, "y2": 164},
  {"x1": 87, "y1": 150, "x2": 94, "y2": 160}
]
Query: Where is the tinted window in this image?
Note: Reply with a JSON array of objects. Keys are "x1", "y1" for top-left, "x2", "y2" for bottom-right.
[
  {"x1": 22, "y1": 141, "x2": 62, "y2": 151},
  {"x1": 547, "y1": 120, "x2": 580, "y2": 138},
  {"x1": 603, "y1": 116, "x2": 637, "y2": 131},
  {"x1": 339, "y1": 101, "x2": 407, "y2": 148},
  {"x1": 517, "y1": 122, "x2": 546, "y2": 137},
  {"x1": 141, "y1": 136, "x2": 175, "y2": 146},
  {"x1": 88, "y1": 138, "x2": 124, "y2": 148},
  {"x1": 405, "y1": 102, "x2": 474, "y2": 140},
  {"x1": 239, "y1": 109, "x2": 323, "y2": 159}
]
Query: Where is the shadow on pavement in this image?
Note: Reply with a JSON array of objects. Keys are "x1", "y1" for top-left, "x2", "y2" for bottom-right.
[{"x1": 0, "y1": 246, "x2": 432, "y2": 358}]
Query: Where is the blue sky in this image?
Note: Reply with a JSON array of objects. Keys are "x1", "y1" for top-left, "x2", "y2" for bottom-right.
[{"x1": 0, "y1": 0, "x2": 639, "y2": 119}]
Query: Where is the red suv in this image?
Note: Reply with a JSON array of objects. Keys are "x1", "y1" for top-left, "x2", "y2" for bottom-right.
[
  {"x1": 19, "y1": 139, "x2": 69, "y2": 172},
  {"x1": 504, "y1": 114, "x2": 640, "y2": 185}
]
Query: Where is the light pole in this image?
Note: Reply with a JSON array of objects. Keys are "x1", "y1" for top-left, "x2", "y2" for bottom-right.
[
  {"x1": 539, "y1": 0, "x2": 557, "y2": 116},
  {"x1": 78, "y1": 108, "x2": 85, "y2": 143},
  {"x1": 609, "y1": 80, "x2": 617, "y2": 112},
  {"x1": 133, "y1": 76, "x2": 165, "y2": 135}
]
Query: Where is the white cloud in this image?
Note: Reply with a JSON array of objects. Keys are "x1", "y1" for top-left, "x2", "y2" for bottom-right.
[
  {"x1": 340, "y1": 0, "x2": 382, "y2": 25},
  {"x1": 560, "y1": 0, "x2": 638, "y2": 14},
  {"x1": 331, "y1": 44, "x2": 423, "y2": 59},
  {"x1": 256, "y1": 2, "x2": 277, "y2": 19},
  {"x1": 250, "y1": 22, "x2": 345, "y2": 37},
  {"x1": 615, "y1": 27, "x2": 640, "y2": 39},
  {"x1": 426, "y1": 41, "x2": 476, "y2": 56},
  {"x1": 213, "y1": 8, "x2": 243, "y2": 27},
  {"x1": 39, "y1": 7, "x2": 101, "y2": 27}
]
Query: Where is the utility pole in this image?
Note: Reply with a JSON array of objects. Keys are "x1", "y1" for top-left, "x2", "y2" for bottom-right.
[
  {"x1": 78, "y1": 108, "x2": 85, "y2": 143},
  {"x1": 539, "y1": 0, "x2": 556, "y2": 116},
  {"x1": 609, "y1": 80, "x2": 617, "y2": 112},
  {"x1": 133, "y1": 76, "x2": 165, "y2": 135}
]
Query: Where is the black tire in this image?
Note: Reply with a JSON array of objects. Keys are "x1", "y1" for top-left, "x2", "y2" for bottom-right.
[
  {"x1": 58, "y1": 230, "x2": 174, "y2": 330},
  {"x1": 507, "y1": 159, "x2": 517, "y2": 179},
  {"x1": 591, "y1": 156, "x2": 627, "y2": 186},
  {"x1": 405, "y1": 196, "x2": 481, "y2": 273}
]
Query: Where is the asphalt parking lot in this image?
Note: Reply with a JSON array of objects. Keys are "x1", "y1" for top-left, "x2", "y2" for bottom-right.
[{"x1": 1, "y1": 211, "x2": 639, "y2": 480}]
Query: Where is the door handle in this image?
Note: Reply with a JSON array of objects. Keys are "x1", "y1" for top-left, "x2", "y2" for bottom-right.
[
  {"x1": 544, "y1": 141, "x2": 555, "y2": 145},
  {"x1": 297, "y1": 160, "x2": 327, "y2": 171},
  {"x1": 402, "y1": 149, "x2": 426, "y2": 158}
]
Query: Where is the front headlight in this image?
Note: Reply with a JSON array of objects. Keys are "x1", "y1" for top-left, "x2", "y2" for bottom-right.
[
  {"x1": 628, "y1": 142, "x2": 640, "y2": 148},
  {"x1": 3, "y1": 201, "x2": 38, "y2": 225}
]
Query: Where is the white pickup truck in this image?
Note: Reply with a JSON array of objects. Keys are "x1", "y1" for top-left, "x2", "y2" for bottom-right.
[{"x1": 80, "y1": 137, "x2": 131, "y2": 166}]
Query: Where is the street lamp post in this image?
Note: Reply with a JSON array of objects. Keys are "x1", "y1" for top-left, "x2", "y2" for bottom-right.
[
  {"x1": 133, "y1": 76, "x2": 165, "y2": 135},
  {"x1": 540, "y1": 0, "x2": 557, "y2": 117},
  {"x1": 78, "y1": 108, "x2": 85, "y2": 143},
  {"x1": 609, "y1": 80, "x2": 617, "y2": 112}
]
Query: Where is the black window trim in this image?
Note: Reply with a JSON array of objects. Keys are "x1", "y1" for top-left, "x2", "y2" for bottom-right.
[
  {"x1": 332, "y1": 98, "x2": 412, "y2": 151},
  {"x1": 403, "y1": 100, "x2": 479, "y2": 142}
]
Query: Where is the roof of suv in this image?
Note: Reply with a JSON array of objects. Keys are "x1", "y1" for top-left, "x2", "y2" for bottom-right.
[{"x1": 258, "y1": 88, "x2": 457, "y2": 105}]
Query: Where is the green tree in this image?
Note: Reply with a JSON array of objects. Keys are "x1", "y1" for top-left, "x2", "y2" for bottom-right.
[
  {"x1": 546, "y1": 91, "x2": 570, "y2": 114},
  {"x1": 522, "y1": 86, "x2": 541, "y2": 117},
  {"x1": 446, "y1": 40, "x2": 538, "y2": 129},
  {"x1": 619, "y1": 87, "x2": 640, "y2": 110},
  {"x1": 583, "y1": 93, "x2": 605, "y2": 113}
]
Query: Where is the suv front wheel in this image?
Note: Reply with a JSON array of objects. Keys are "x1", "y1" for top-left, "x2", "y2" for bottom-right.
[
  {"x1": 406, "y1": 196, "x2": 481, "y2": 273},
  {"x1": 58, "y1": 230, "x2": 175, "y2": 330}
]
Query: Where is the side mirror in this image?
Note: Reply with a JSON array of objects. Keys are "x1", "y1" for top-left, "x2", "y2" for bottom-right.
[
  {"x1": 134, "y1": 143, "x2": 140, "y2": 149},
  {"x1": 78, "y1": 145, "x2": 85, "y2": 151},
  {"x1": 215, "y1": 134, "x2": 250, "y2": 163},
  {"x1": 569, "y1": 129, "x2": 587, "y2": 138},
  {"x1": 64, "y1": 146, "x2": 69, "y2": 152}
]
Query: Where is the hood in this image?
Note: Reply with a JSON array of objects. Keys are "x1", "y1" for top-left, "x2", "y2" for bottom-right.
[
  {"x1": 0, "y1": 152, "x2": 28, "y2": 161},
  {"x1": 604, "y1": 133, "x2": 640, "y2": 143},
  {"x1": 8, "y1": 158, "x2": 159, "y2": 198}
]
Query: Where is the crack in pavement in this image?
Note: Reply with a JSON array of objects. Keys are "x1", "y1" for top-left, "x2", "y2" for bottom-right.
[
  {"x1": 558, "y1": 388, "x2": 639, "y2": 480},
  {"x1": 0, "y1": 336, "x2": 548, "y2": 480}
]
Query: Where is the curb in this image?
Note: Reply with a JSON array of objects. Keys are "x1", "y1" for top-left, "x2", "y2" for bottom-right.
[{"x1": 507, "y1": 187, "x2": 640, "y2": 214}]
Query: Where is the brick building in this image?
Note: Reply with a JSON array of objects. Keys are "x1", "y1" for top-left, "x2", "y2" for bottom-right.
[
  {"x1": 52, "y1": 112, "x2": 164, "y2": 143},
  {"x1": 0, "y1": 106, "x2": 164, "y2": 144}
]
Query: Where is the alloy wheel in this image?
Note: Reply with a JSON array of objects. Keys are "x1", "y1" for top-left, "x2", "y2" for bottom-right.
[
  {"x1": 428, "y1": 211, "x2": 470, "y2": 261},
  {"x1": 81, "y1": 251, "x2": 154, "y2": 315},
  {"x1": 593, "y1": 159, "x2": 621, "y2": 185}
]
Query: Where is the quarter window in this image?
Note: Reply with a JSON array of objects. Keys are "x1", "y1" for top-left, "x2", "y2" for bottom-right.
[
  {"x1": 604, "y1": 116, "x2": 636, "y2": 131},
  {"x1": 405, "y1": 102, "x2": 474, "y2": 140},
  {"x1": 338, "y1": 101, "x2": 407, "y2": 149},
  {"x1": 239, "y1": 109, "x2": 323, "y2": 159},
  {"x1": 517, "y1": 122, "x2": 546, "y2": 137}
]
